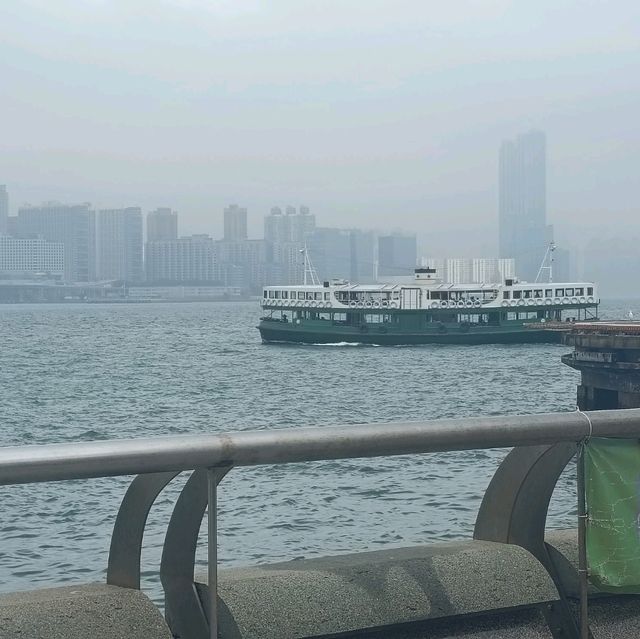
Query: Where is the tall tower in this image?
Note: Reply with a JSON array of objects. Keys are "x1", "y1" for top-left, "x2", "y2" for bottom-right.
[
  {"x1": 499, "y1": 130, "x2": 547, "y2": 281},
  {"x1": 97, "y1": 207, "x2": 143, "y2": 282},
  {"x1": 147, "y1": 208, "x2": 178, "y2": 242},
  {"x1": 0, "y1": 185, "x2": 8, "y2": 235},
  {"x1": 223, "y1": 204, "x2": 248, "y2": 241}
]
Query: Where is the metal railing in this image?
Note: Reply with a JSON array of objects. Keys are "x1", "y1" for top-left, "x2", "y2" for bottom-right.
[{"x1": 2, "y1": 408, "x2": 640, "y2": 639}]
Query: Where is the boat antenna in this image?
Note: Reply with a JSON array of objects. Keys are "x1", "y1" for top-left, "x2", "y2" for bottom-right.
[
  {"x1": 300, "y1": 244, "x2": 320, "y2": 286},
  {"x1": 535, "y1": 241, "x2": 555, "y2": 284}
]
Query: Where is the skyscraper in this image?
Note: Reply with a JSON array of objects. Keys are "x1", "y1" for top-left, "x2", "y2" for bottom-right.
[
  {"x1": 147, "y1": 208, "x2": 178, "y2": 242},
  {"x1": 0, "y1": 185, "x2": 8, "y2": 235},
  {"x1": 17, "y1": 202, "x2": 96, "y2": 282},
  {"x1": 378, "y1": 234, "x2": 417, "y2": 277},
  {"x1": 97, "y1": 208, "x2": 143, "y2": 282},
  {"x1": 223, "y1": 204, "x2": 247, "y2": 241},
  {"x1": 499, "y1": 130, "x2": 547, "y2": 281}
]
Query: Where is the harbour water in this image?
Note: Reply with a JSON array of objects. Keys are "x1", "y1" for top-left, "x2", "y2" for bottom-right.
[{"x1": 0, "y1": 299, "x2": 637, "y2": 604}]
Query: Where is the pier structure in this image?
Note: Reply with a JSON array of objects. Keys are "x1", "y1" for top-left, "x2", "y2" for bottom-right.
[
  {"x1": 563, "y1": 322, "x2": 640, "y2": 410},
  {"x1": 2, "y1": 411, "x2": 640, "y2": 638}
]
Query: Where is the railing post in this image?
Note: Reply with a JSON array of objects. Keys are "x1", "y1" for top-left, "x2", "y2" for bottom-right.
[{"x1": 207, "y1": 467, "x2": 219, "y2": 639}]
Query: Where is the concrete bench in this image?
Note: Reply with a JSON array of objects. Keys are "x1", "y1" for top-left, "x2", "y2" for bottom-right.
[
  {"x1": 0, "y1": 583, "x2": 171, "y2": 639},
  {"x1": 198, "y1": 540, "x2": 561, "y2": 639}
]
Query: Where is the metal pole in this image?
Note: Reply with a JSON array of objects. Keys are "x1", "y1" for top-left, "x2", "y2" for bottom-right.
[
  {"x1": 577, "y1": 443, "x2": 589, "y2": 639},
  {"x1": 207, "y1": 468, "x2": 218, "y2": 639}
]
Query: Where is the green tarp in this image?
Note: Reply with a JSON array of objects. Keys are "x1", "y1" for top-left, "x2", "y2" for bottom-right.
[{"x1": 585, "y1": 437, "x2": 640, "y2": 593}]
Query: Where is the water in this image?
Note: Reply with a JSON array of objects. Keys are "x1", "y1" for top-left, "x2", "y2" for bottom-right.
[{"x1": 0, "y1": 299, "x2": 637, "y2": 604}]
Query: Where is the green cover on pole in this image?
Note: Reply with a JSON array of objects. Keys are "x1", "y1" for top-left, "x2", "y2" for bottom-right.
[{"x1": 585, "y1": 437, "x2": 640, "y2": 593}]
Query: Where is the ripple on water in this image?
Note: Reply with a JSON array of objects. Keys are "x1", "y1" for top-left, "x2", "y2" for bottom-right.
[{"x1": 0, "y1": 299, "x2": 635, "y2": 605}]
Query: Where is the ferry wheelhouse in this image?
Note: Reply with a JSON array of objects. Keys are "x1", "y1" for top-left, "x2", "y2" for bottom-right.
[{"x1": 257, "y1": 268, "x2": 599, "y2": 345}]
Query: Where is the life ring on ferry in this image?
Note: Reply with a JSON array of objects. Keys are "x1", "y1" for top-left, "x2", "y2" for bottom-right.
[
  {"x1": 356, "y1": 301, "x2": 364, "y2": 308},
  {"x1": 465, "y1": 300, "x2": 474, "y2": 308},
  {"x1": 571, "y1": 297, "x2": 579, "y2": 304},
  {"x1": 440, "y1": 301, "x2": 448, "y2": 309},
  {"x1": 349, "y1": 301, "x2": 357, "y2": 308},
  {"x1": 373, "y1": 301, "x2": 381, "y2": 308},
  {"x1": 457, "y1": 301, "x2": 465, "y2": 308},
  {"x1": 579, "y1": 297, "x2": 586, "y2": 304},
  {"x1": 587, "y1": 296, "x2": 595, "y2": 304},
  {"x1": 501, "y1": 301, "x2": 509, "y2": 307},
  {"x1": 562, "y1": 297, "x2": 570, "y2": 305},
  {"x1": 431, "y1": 301, "x2": 439, "y2": 309},
  {"x1": 517, "y1": 300, "x2": 525, "y2": 307},
  {"x1": 382, "y1": 301, "x2": 389, "y2": 308},
  {"x1": 526, "y1": 299, "x2": 534, "y2": 306},
  {"x1": 534, "y1": 298, "x2": 543, "y2": 306},
  {"x1": 365, "y1": 301, "x2": 372, "y2": 308},
  {"x1": 304, "y1": 300, "x2": 311, "y2": 307},
  {"x1": 474, "y1": 300, "x2": 481, "y2": 308},
  {"x1": 545, "y1": 299, "x2": 552, "y2": 306},
  {"x1": 389, "y1": 302, "x2": 398, "y2": 309},
  {"x1": 310, "y1": 301, "x2": 317, "y2": 308},
  {"x1": 510, "y1": 300, "x2": 517, "y2": 307},
  {"x1": 554, "y1": 298, "x2": 561, "y2": 305}
]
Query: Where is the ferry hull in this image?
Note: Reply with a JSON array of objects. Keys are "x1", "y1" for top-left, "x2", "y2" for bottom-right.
[{"x1": 258, "y1": 323, "x2": 563, "y2": 345}]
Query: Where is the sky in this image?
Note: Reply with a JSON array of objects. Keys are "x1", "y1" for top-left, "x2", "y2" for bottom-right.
[{"x1": 1, "y1": 0, "x2": 639, "y2": 257}]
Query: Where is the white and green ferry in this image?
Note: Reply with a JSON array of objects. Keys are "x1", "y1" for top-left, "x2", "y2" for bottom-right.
[{"x1": 258, "y1": 268, "x2": 599, "y2": 345}]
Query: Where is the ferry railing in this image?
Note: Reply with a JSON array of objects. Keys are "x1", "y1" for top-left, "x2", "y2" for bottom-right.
[{"x1": 2, "y1": 408, "x2": 640, "y2": 639}]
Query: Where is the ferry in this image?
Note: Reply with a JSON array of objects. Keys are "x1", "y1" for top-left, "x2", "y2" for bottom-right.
[{"x1": 257, "y1": 268, "x2": 599, "y2": 345}]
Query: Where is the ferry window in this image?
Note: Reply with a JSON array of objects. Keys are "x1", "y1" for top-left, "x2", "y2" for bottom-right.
[
  {"x1": 565, "y1": 288, "x2": 574, "y2": 296},
  {"x1": 306, "y1": 292, "x2": 313, "y2": 300},
  {"x1": 263, "y1": 291, "x2": 267, "y2": 298},
  {"x1": 298, "y1": 292, "x2": 305, "y2": 299},
  {"x1": 268, "y1": 290, "x2": 274, "y2": 298},
  {"x1": 282, "y1": 291, "x2": 288, "y2": 299},
  {"x1": 523, "y1": 290, "x2": 532, "y2": 299},
  {"x1": 576, "y1": 288, "x2": 584, "y2": 296},
  {"x1": 503, "y1": 291, "x2": 510, "y2": 299},
  {"x1": 274, "y1": 290, "x2": 280, "y2": 299},
  {"x1": 545, "y1": 289, "x2": 552, "y2": 297},
  {"x1": 507, "y1": 312, "x2": 517, "y2": 320},
  {"x1": 333, "y1": 313, "x2": 346, "y2": 322},
  {"x1": 314, "y1": 292, "x2": 322, "y2": 300},
  {"x1": 513, "y1": 290, "x2": 522, "y2": 299},
  {"x1": 555, "y1": 288, "x2": 564, "y2": 297},
  {"x1": 534, "y1": 289, "x2": 543, "y2": 298},
  {"x1": 324, "y1": 292, "x2": 330, "y2": 300},
  {"x1": 587, "y1": 287, "x2": 593, "y2": 295},
  {"x1": 317, "y1": 313, "x2": 331, "y2": 320}
]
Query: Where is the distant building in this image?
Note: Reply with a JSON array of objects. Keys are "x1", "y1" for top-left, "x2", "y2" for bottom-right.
[
  {"x1": 0, "y1": 185, "x2": 8, "y2": 235},
  {"x1": 145, "y1": 235, "x2": 219, "y2": 283},
  {"x1": 499, "y1": 130, "x2": 547, "y2": 281},
  {"x1": 6, "y1": 217, "x2": 17, "y2": 237},
  {"x1": 445, "y1": 258, "x2": 473, "y2": 284},
  {"x1": 147, "y1": 208, "x2": 178, "y2": 242},
  {"x1": 97, "y1": 208, "x2": 143, "y2": 282},
  {"x1": 420, "y1": 257, "x2": 516, "y2": 284},
  {"x1": 264, "y1": 205, "x2": 315, "y2": 244},
  {"x1": 216, "y1": 239, "x2": 272, "y2": 292},
  {"x1": 17, "y1": 202, "x2": 96, "y2": 282},
  {"x1": 378, "y1": 234, "x2": 417, "y2": 277},
  {"x1": 223, "y1": 204, "x2": 248, "y2": 241},
  {"x1": 306, "y1": 227, "x2": 376, "y2": 283},
  {"x1": 0, "y1": 236, "x2": 64, "y2": 278}
]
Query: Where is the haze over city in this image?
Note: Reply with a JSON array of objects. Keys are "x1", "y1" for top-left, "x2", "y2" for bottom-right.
[{"x1": 1, "y1": 1, "x2": 639, "y2": 293}]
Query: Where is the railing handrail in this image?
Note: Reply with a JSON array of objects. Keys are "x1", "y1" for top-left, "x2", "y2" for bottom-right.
[{"x1": 2, "y1": 408, "x2": 640, "y2": 486}]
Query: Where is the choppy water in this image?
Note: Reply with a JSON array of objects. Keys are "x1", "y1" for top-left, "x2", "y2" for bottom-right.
[{"x1": 0, "y1": 299, "x2": 637, "y2": 604}]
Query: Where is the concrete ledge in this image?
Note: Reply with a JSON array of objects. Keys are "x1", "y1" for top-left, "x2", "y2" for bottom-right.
[
  {"x1": 201, "y1": 540, "x2": 560, "y2": 639},
  {"x1": 0, "y1": 583, "x2": 171, "y2": 639}
]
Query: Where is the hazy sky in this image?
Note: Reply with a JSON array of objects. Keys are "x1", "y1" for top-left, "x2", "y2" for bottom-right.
[{"x1": 1, "y1": 1, "x2": 638, "y2": 255}]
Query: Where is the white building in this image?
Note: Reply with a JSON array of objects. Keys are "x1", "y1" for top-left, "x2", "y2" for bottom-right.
[
  {"x1": 145, "y1": 235, "x2": 219, "y2": 283},
  {"x1": 420, "y1": 257, "x2": 517, "y2": 284},
  {"x1": 0, "y1": 235, "x2": 64, "y2": 278}
]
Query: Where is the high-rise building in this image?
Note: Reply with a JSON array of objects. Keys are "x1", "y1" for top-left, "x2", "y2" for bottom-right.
[
  {"x1": 264, "y1": 205, "x2": 316, "y2": 244},
  {"x1": 97, "y1": 208, "x2": 143, "y2": 282},
  {"x1": 147, "y1": 208, "x2": 178, "y2": 242},
  {"x1": 499, "y1": 130, "x2": 547, "y2": 281},
  {"x1": 378, "y1": 234, "x2": 417, "y2": 277},
  {"x1": 216, "y1": 239, "x2": 272, "y2": 292},
  {"x1": 145, "y1": 235, "x2": 219, "y2": 283},
  {"x1": 17, "y1": 202, "x2": 96, "y2": 282},
  {"x1": 223, "y1": 204, "x2": 248, "y2": 241},
  {"x1": 0, "y1": 236, "x2": 64, "y2": 278},
  {"x1": 0, "y1": 185, "x2": 8, "y2": 235}
]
